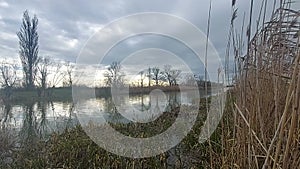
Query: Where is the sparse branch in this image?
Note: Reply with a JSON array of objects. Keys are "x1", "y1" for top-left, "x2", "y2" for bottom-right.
[
  {"x1": 49, "y1": 62, "x2": 64, "y2": 88},
  {"x1": 63, "y1": 61, "x2": 74, "y2": 87}
]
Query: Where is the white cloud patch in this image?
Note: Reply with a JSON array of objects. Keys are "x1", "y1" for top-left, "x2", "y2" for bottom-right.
[
  {"x1": 75, "y1": 21, "x2": 103, "y2": 37},
  {"x1": 0, "y1": 31, "x2": 17, "y2": 40},
  {"x1": 0, "y1": 1, "x2": 9, "y2": 8}
]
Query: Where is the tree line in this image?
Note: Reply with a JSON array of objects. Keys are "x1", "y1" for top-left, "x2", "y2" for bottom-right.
[{"x1": 103, "y1": 61, "x2": 207, "y2": 88}]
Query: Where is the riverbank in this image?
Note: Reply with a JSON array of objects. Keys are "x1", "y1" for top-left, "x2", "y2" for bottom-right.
[
  {"x1": 0, "y1": 86, "x2": 214, "y2": 104},
  {"x1": 0, "y1": 87, "x2": 73, "y2": 104}
]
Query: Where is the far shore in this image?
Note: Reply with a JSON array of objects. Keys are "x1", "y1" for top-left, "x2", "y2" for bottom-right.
[{"x1": 0, "y1": 85, "x2": 217, "y2": 104}]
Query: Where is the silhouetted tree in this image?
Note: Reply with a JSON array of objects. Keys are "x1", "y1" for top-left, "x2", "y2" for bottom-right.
[
  {"x1": 63, "y1": 61, "x2": 74, "y2": 87},
  {"x1": 17, "y1": 10, "x2": 39, "y2": 89},
  {"x1": 163, "y1": 65, "x2": 181, "y2": 86},
  {"x1": 147, "y1": 67, "x2": 151, "y2": 87},
  {"x1": 139, "y1": 70, "x2": 146, "y2": 87},
  {"x1": 104, "y1": 62, "x2": 125, "y2": 87},
  {"x1": 151, "y1": 67, "x2": 164, "y2": 86},
  {"x1": 0, "y1": 62, "x2": 18, "y2": 98},
  {"x1": 49, "y1": 62, "x2": 64, "y2": 88},
  {"x1": 0, "y1": 62, "x2": 17, "y2": 89},
  {"x1": 37, "y1": 57, "x2": 51, "y2": 89}
]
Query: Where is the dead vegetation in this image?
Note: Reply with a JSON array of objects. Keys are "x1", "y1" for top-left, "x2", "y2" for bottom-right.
[{"x1": 224, "y1": 0, "x2": 300, "y2": 168}]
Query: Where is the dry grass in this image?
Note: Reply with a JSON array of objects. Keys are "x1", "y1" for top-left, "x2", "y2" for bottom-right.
[{"x1": 222, "y1": 1, "x2": 300, "y2": 168}]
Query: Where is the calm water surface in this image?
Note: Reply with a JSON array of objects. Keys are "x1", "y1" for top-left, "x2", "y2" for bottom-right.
[
  {"x1": 0, "y1": 91, "x2": 212, "y2": 139},
  {"x1": 0, "y1": 91, "x2": 215, "y2": 167}
]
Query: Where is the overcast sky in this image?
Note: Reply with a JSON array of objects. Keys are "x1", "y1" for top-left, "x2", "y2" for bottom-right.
[{"x1": 0, "y1": 0, "x2": 298, "y2": 83}]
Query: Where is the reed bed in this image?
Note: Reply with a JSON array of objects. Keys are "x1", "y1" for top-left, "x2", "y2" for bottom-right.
[{"x1": 225, "y1": 0, "x2": 300, "y2": 168}]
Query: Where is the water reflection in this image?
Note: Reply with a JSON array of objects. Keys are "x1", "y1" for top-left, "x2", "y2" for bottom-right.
[
  {"x1": 77, "y1": 91, "x2": 203, "y2": 126},
  {"x1": 0, "y1": 91, "x2": 209, "y2": 144},
  {"x1": 0, "y1": 101, "x2": 78, "y2": 142},
  {"x1": 0, "y1": 104, "x2": 14, "y2": 129},
  {"x1": 19, "y1": 103, "x2": 38, "y2": 145},
  {"x1": 0, "y1": 90, "x2": 212, "y2": 167}
]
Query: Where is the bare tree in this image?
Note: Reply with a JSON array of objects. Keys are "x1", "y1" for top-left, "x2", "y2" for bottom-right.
[
  {"x1": 0, "y1": 62, "x2": 18, "y2": 98},
  {"x1": 63, "y1": 62, "x2": 74, "y2": 87},
  {"x1": 139, "y1": 71, "x2": 146, "y2": 87},
  {"x1": 37, "y1": 57, "x2": 51, "y2": 89},
  {"x1": 147, "y1": 67, "x2": 151, "y2": 87},
  {"x1": 163, "y1": 65, "x2": 181, "y2": 86},
  {"x1": 0, "y1": 62, "x2": 17, "y2": 89},
  {"x1": 151, "y1": 67, "x2": 164, "y2": 86},
  {"x1": 103, "y1": 62, "x2": 125, "y2": 87},
  {"x1": 163, "y1": 65, "x2": 172, "y2": 86},
  {"x1": 49, "y1": 62, "x2": 64, "y2": 88},
  {"x1": 17, "y1": 10, "x2": 39, "y2": 89}
]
